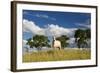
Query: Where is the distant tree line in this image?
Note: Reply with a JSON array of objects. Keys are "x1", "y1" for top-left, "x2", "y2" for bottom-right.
[{"x1": 26, "y1": 28, "x2": 91, "y2": 51}]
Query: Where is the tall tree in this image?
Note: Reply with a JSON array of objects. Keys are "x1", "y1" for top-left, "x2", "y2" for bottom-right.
[
  {"x1": 26, "y1": 35, "x2": 50, "y2": 50},
  {"x1": 74, "y1": 29, "x2": 91, "y2": 49},
  {"x1": 56, "y1": 35, "x2": 69, "y2": 49}
]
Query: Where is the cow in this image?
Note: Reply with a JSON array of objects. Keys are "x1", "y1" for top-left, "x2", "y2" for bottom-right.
[{"x1": 52, "y1": 36, "x2": 61, "y2": 50}]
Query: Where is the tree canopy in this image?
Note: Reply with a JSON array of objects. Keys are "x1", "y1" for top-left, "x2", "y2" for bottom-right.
[
  {"x1": 26, "y1": 35, "x2": 50, "y2": 50},
  {"x1": 74, "y1": 29, "x2": 91, "y2": 48}
]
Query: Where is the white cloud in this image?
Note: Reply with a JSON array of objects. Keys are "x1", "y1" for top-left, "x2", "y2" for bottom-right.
[
  {"x1": 35, "y1": 14, "x2": 56, "y2": 21},
  {"x1": 23, "y1": 11, "x2": 56, "y2": 21},
  {"x1": 75, "y1": 19, "x2": 91, "y2": 28},
  {"x1": 23, "y1": 19, "x2": 77, "y2": 37},
  {"x1": 45, "y1": 24, "x2": 77, "y2": 37},
  {"x1": 67, "y1": 38, "x2": 77, "y2": 48},
  {"x1": 68, "y1": 38, "x2": 75, "y2": 44},
  {"x1": 23, "y1": 19, "x2": 45, "y2": 35},
  {"x1": 36, "y1": 14, "x2": 49, "y2": 19},
  {"x1": 76, "y1": 23, "x2": 90, "y2": 28},
  {"x1": 23, "y1": 40, "x2": 27, "y2": 44}
]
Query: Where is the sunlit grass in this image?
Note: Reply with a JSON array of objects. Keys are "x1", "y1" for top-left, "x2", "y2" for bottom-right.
[{"x1": 23, "y1": 48, "x2": 91, "y2": 62}]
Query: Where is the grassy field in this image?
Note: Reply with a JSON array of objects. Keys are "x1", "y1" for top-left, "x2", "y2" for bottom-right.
[{"x1": 23, "y1": 49, "x2": 91, "y2": 62}]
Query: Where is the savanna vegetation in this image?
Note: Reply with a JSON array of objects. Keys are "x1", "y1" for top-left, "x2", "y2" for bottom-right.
[
  {"x1": 23, "y1": 49, "x2": 91, "y2": 62},
  {"x1": 23, "y1": 28, "x2": 91, "y2": 62}
]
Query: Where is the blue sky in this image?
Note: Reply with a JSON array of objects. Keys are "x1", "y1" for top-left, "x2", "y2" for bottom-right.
[
  {"x1": 23, "y1": 10, "x2": 91, "y2": 28},
  {"x1": 23, "y1": 10, "x2": 91, "y2": 41}
]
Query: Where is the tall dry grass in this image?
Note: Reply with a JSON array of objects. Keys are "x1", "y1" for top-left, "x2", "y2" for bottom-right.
[{"x1": 23, "y1": 48, "x2": 91, "y2": 62}]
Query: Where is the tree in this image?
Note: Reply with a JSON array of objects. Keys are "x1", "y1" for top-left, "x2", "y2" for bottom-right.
[
  {"x1": 85, "y1": 29, "x2": 91, "y2": 48},
  {"x1": 74, "y1": 29, "x2": 91, "y2": 49},
  {"x1": 26, "y1": 35, "x2": 50, "y2": 51},
  {"x1": 85, "y1": 29, "x2": 91, "y2": 39},
  {"x1": 56, "y1": 35, "x2": 69, "y2": 49},
  {"x1": 26, "y1": 38, "x2": 33, "y2": 48}
]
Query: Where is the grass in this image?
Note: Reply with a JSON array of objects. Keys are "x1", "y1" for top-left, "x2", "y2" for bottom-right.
[{"x1": 23, "y1": 48, "x2": 91, "y2": 62}]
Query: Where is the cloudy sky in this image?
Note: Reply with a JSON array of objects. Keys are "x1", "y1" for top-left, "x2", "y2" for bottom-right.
[{"x1": 22, "y1": 10, "x2": 91, "y2": 48}]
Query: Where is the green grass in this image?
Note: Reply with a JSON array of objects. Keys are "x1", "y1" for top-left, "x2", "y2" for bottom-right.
[{"x1": 23, "y1": 49, "x2": 91, "y2": 62}]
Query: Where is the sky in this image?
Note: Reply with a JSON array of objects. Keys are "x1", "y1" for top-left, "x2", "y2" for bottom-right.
[{"x1": 22, "y1": 10, "x2": 91, "y2": 48}]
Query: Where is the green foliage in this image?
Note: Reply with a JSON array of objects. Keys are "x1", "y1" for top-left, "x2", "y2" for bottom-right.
[
  {"x1": 56, "y1": 35, "x2": 69, "y2": 48},
  {"x1": 74, "y1": 29, "x2": 91, "y2": 48},
  {"x1": 85, "y1": 29, "x2": 91, "y2": 39},
  {"x1": 26, "y1": 38, "x2": 33, "y2": 48},
  {"x1": 27, "y1": 35, "x2": 50, "y2": 50}
]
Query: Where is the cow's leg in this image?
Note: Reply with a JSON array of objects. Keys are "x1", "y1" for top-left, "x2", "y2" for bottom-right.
[
  {"x1": 58, "y1": 46, "x2": 61, "y2": 50},
  {"x1": 59, "y1": 46, "x2": 61, "y2": 50}
]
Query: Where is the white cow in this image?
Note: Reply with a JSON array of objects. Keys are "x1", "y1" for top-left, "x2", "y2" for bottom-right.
[{"x1": 52, "y1": 37, "x2": 61, "y2": 50}]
